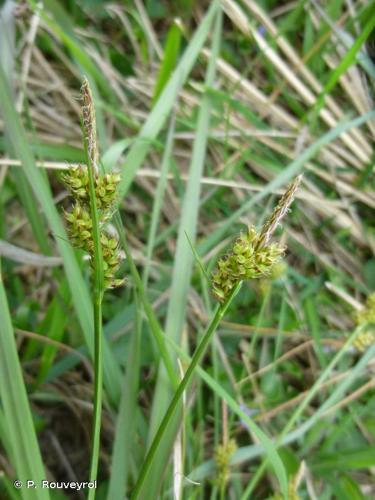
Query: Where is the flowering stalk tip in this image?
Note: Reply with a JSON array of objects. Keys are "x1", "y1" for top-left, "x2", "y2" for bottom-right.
[
  {"x1": 212, "y1": 176, "x2": 301, "y2": 302},
  {"x1": 81, "y1": 77, "x2": 99, "y2": 173}
]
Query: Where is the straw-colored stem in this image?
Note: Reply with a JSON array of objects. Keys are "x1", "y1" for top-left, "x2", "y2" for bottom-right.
[{"x1": 130, "y1": 281, "x2": 242, "y2": 499}]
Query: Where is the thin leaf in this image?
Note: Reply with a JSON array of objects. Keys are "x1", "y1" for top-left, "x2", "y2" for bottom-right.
[
  {"x1": 144, "y1": 8, "x2": 223, "y2": 498},
  {"x1": 0, "y1": 263, "x2": 50, "y2": 500},
  {"x1": 117, "y1": 0, "x2": 220, "y2": 199},
  {"x1": 152, "y1": 21, "x2": 182, "y2": 103},
  {"x1": 198, "y1": 109, "x2": 375, "y2": 256}
]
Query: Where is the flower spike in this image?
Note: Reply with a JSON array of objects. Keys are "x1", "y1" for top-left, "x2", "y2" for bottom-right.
[
  {"x1": 61, "y1": 79, "x2": 124, "y2": 290},
  {"x1": 212, "y1": 177, "x2": 301, "y2": 302}
]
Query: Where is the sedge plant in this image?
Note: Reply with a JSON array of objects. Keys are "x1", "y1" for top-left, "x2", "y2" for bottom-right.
[
  {"x1": 131, "y1": 175, "x2": 302, "y2": 498},
  {"x1": 61, "y1": 78, "x2": 124, "y2": 498}
]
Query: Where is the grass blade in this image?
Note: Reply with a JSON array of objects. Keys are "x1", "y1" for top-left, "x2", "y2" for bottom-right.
[
  {"x1": 0, "y1": 263, "x2": 50, "y2": 500},
  {"x1": 152, "y1": 21, "x2": 182, "y2": 103},
  {"x1": 107, "y1": 292, "x2": 142, "y2": 500},
  {"x1": 144, "y1": 8, "x2": 222, "y2": 497},
  {"x1": 143, "y1": 112, "x2": 176, "y2": 287},
  {"x1": 117, "y1": 0, "x2": 220, "y2": 199},
  {"x1": 198, "y1": 109, "x2": 375, "y2": 256}
]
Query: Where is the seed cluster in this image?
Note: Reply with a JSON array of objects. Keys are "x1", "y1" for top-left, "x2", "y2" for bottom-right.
[
  {"x1": 212, "y1": 226, "x2": 284, "y2": 301},
  {"x1": 211, "y1": 176, "x2": 301, "y2": 302},
  {"x1": 63, "y1": 167, "x2": 124, "y2": 289},
  {"x1": 63, "y1": 166, "x2": 121, "y2": 211},
  {"x1": 214, "y1": 439, "x2": 237, "y2": 489},
  {"x1": 353, "y1": 293, "x2": 375, "y2": 351}
]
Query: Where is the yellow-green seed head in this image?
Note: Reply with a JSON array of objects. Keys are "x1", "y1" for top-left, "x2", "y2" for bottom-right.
[
  {"x1": 356, "y1": 293, "x2": 375, "y2": 325},
  {"x1": 214, "y1": 439, "x2": 237, "y2": 488},
  {"x1": 211, "y1": 177, "x2": 301, "y2": 302},
  {"x1": 64, "y1": 202, "x2": 93, "y2": 253},
  {"x1": 212, "y1": 226, "x2": 284, "y2": 302},
  {"x1": 100, "y1": 232, "x2": 125, "y2": 289},
  {"x1": 353, "y1": 329, "x2": 375, "y2": 351},
  {"x1": 61, "y1": 78, "x2": 124, "y2": 291},
  {"x1": 95, "y1": 173, "x2": 121, "y2": 209},
  {"x1": 353, "y1": 293, "x2": 375, "y2": 351},
  {"x1": 62, "y1": 166, "x2": 120, "y2": 214},
  {"x1": 62, "y1": 165, "x2": 89, "y2": 200}
]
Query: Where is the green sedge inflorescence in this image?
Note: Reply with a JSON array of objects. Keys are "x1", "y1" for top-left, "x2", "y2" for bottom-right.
[
  {"x1": 353, "y1": 292, "x2": 375, "y2": 351},
  {"x1": 214, "y1": 438, "x2": 237, "y2": 490},
  {"x1": 212, "y1": 176, "x2": 301, "y2": 302},
  {"x1": 62, "y1": 79, "x2": 124, "y2": 289}
]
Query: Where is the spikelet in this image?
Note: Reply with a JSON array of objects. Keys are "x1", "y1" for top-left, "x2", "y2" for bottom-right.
[
  {"x1": 95, "y1": 173, "x2": 121, "y2": 210},
  {"x1": 212, "y1": 227, "x2": 284, "y2": 301},
  {"x1": 62, "y1": 165, "x2": 89, "y2": 200},
  {"x1": 81, "y1": 78, "x2": 99, "y2": 173},
  {"x1": 64, "y1": 202, "x2": 93, "y2": 253},
  {"x1": 62, "y1": 167, "x2": 121, "y2": 214},
  {"x1": 353, "y1": 293, "x2": 375, "y2": 351},
  {"x1": 256, "y1": 175, "x2": 302, "y2": 249},
  {"x1": 100, "y1": 233, "x2": 125, "y2": 289},
  {"x1": 212, "y1": 176, "x2": 301, "y2": 302},
  {"x1": 214, "y1": 439, "x2": 237, "y2": 489}
]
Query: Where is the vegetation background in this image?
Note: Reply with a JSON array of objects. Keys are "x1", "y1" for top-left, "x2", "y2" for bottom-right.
[{"x1": 0, "y1": 0, "x2": 375, "y2": 498}]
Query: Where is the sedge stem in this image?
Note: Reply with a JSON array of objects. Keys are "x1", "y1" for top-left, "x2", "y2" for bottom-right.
[
  {"x1": 88, "y1": 291, "x2": 103, "y2": 499},
  {"x1": 83, "y1": 120, "x2": 104, "y2": 500},
  {"x1": 130, "y1": 281, "x2": 242, "y2": 499}
]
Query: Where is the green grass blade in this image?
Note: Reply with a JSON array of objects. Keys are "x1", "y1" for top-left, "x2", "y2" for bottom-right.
[
  {"x1": 311, "y1": 447, "x2": 375, "y2": 472},
  {"x1": 244, "y1": 325, "x2": 365, "y2": 497},
  {"x1": 149, "y1": 0, "x2": 222, "y2": 434},
  {"x1": 143, "y1": 112, "x2": 176, "y2": 287},
  {"x1": 152, "y1": 21, "x2": 182, "y2": 103},
  {"x1": 184, "y1": 230, "x2": 211, "y2": 284},
  {"x1": 308, "y1": 11, "x2": 375, "y2": 123},
  {"x1": 198, "y1": 109, "x2": 375, "y2": 256},
  {"x1": 114, "y1": 212, "x2": 178, "y2": 388},
  {"x1": 304, "y1": 296, "x2": 326, "y2": 368},
  {"x1": 10, "y1": 169, "x2": 51, "y2": 254},
  {"x1": 143, "y1": 9, "x2": 222, "y2": 498},
  {"x1": 0, "y1": 263, "x2": 50, "y2": 500},
  {"x1": 29, "y1": 0, "x2": 114, "y2": 101},
  {"x1": 131, "y1": 282, "x2": 248, "y2": 499},
  {"x1": 117, "y1": 0, "x2": 220, "y2": 199},
  {"x1": 107, "y1": 292, "x2": 142, "y2": 500},
  {"x1": 35, "y1": 280, "x2": 70, "y2": 385},
  {"x1": 185, "y1": 331, "x2": 374, "y2": 489},
  {"x1": 132, "y1": 282, "x2": 288, "y2": 498}
]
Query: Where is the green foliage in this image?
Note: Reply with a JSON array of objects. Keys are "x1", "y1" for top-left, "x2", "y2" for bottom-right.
[{"x1": 1, "y1": 0, "x2": 375, "y2": 498}]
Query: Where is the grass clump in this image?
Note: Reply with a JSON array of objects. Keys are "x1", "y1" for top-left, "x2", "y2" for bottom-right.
[{"x1": 1, "y1": 1, "x2": 375, "y2": 499}]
